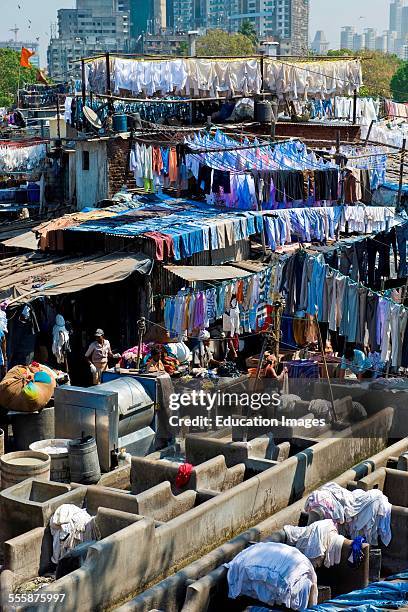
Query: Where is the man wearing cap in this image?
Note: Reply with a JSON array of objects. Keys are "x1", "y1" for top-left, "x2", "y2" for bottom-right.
[
  {"x1": 191, "y1": 330, "x2": 225, "y2": 371},
  {"x1": 85, "y1": 329, "x2": 114, "y2": 384}
]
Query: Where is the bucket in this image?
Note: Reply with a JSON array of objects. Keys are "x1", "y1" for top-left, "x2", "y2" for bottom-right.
[
  {"x1": 1, "y1": 450, "x2": 50, "y2": 490},
  {"x1": 29, "y1": 439, "x2": 71, "y2": 483},
  {"x1": 11, "y1": 406, "x2": 55, "y2": 451},
  {"x1": 255, "y1": 100, "x2": 272, "y2": 123},
  {"x1": 68, "y1": 436, "x2": 101, "y2": 484},
  {"x1": 113, "y1": 113, "x2": 128, "y2": 133}
]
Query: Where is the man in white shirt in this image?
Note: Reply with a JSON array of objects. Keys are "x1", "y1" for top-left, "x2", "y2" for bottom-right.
[{"x1": 85, "y1": 329, "x2": 114, "y2": 385}]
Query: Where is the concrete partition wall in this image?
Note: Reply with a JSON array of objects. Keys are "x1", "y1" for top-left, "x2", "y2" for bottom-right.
[
  {"x1": 16, "y1": 409, "x2": 393, "y2": 612},
  {"x1": 119, "y1": 437, "x2": 408, "y2": 612}
]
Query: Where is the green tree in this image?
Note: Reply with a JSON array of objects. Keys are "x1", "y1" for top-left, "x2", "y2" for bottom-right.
[
  {"x1": 0, "y1": 48, "x2": 37, "y2": 107},
  {"x1": 238, "y1": 19, "x2": 258, "y2": 46},
  {"x1": 326, "y1": 49, "x2": 402, "y2": 98},
  {"x1": 179, "y1": 41, "x2": 188, "y2": 56},
  {"x1": 196, "y1": 29, "x2": 256, "y2": 57},
  {"x1": 327, "y1": 49, "x2": 353, "y2": 57},
  {"x1": 391, "y1": 62, "x2": 408, "y2": 102}
]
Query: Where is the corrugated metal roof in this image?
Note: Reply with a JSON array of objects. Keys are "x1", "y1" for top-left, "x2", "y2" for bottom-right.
[{"x1": 164, "y1": 265, "x2": 252, "y2": 282}]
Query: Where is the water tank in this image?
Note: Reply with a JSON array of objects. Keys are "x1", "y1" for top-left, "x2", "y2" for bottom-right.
[
  {"x1": 113, "y1": 113, "x2": 128, "y2": 133},
  {"x1": 255, "y1": 100, "x2": 273, "y2": 124}
]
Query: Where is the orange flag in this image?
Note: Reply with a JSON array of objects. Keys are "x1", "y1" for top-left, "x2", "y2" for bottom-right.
[{"x1": 20, "y1": 47, "x2": 35, "y2": 68}]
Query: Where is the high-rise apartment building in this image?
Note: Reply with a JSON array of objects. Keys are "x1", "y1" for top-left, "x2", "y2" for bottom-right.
[
  {"x1": 340, "y1": 26, "x2": 355, "y2": 50},
  {"x1": 388, "y1": 0, "x2": 408, "y2": 58},
  {"x1": 48, "y1": 0, "x2": 130, "y2": 80},
  {"x1": 390, "y1": 0, "x2": 404, "y2": 35},
  {"x1": 157, "y1": 0, "x2": 309, "y2": 54},
  {"x1": 364, "y1": 28, "x2": 376, "y2": 51}
]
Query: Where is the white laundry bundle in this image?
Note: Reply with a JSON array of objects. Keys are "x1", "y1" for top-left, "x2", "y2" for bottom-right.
[
  {"x1": 225, "y1": 542, "x2": 318, "y2": 611},
  {"x1": 50, "y1": 504, "x2": 98, "y2": 564},
  {"x1": 305, "y1": 482, "x2": 392, "y2": 546},
  {"x1": 284, "y1": 519, "x2": 344, "y2": 568},
  {"x1": 52, "y1": 314, "x2": 70, "y2": 364},
  {"x1": 308, "y1": 399, "x2": 333, "y2": 423}
]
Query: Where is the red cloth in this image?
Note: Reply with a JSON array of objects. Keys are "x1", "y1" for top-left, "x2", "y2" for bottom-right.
[
  {"x1": 175, "y1": 462, "x2": 193, "y2": 488},
  {"x1": 144, "y1": 231, "x2": 174, "y2": 260}
]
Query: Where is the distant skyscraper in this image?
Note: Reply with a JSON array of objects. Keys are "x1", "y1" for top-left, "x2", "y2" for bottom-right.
[
  {"x1": 340, "y1": 26, "x2": 355, "y2": 50},
  {"x1": 401, "y1": 5, "x2": 408, "y2": 36},
  {"x1": 390, "y1": 0, "x2": 404, "y2": 35},
  {"x1": 311, "y1": 30, "x2": 329, "y2": 54},
  {"x1": 364, "y1": 28, "x2": 377, "y2": 51},
  {"x1": 129, "y1": 0, "x2": 166, "y2": 37},
  {"x1": 352, "y1": 33, "x2": 365, "y2": 51},
  {"x1": 375, "y1": 33, "x2": 388, "y2": 53}
]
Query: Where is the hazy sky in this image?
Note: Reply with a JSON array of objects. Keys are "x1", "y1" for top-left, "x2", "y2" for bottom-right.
[{"x1": 1, "y1": 0, "x2": 392, "y2": 65}]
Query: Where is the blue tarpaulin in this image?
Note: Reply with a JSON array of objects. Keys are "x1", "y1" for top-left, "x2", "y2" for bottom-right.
[{"x1": 307, "y1": 578, "x2": 408, "y2": 612}]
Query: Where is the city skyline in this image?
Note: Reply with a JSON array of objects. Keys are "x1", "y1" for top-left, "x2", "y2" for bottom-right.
[{"x1": 0, "y1": 0, "x2": 395, "y2": 65}]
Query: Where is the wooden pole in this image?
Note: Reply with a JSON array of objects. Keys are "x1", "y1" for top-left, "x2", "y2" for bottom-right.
[
  {"x1": 257, "y1": 179, "x2": 267, "y2": 257},
  {"x1": 136, "y1": 317, "x2": 146, "y2": 370},
  {"x1": 105, "y1": 52, "x2": 111, "y2": 97},
  {"x1": 315, "y1": 309, "x2": 337, "y2": 422},
  {"x1": 56, "y1": 95, "x2": 61, "y2": 139},
  {"x1": 81, "y1": 59, "x2": 86, "y2": 107},
  {"x1": 260, "y1": 52, "x2": 265, "y2": 94},
  {"x1": 364, "y1": 119, "x2": 375, "y2": 146},
  {"x1": 352, "y1": 89, "x2": 358, "y2": 125}
]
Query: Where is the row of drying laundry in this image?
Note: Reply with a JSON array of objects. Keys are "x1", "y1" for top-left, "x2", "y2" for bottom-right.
[
  {"x1": 303, "y1": 97, "x2": 379, "y2": 124},
  {"x1": 85, "y1": 57, "x2": 363, "y2": 100},
  {"x1": 384, "y1": 98, "x2": 408, "y2": 119},
  {"x1": 361, "y1": 119, "x2": 408, "y2": 149},
  {"x1": 164, "y1": 267, "x2": 273, "y2": 336},
  {"x1": 334, "y1": 96, "x2": 379, "y2": 124},
  {"x1": 338, "y1": 204, "x2": 396, "y2": 234},
  {"x1": 186, "y1": 130, "x2": 338, "y2": 172},
  {"x1": 86, "y1": 57, "x2": 261, "y2": 98},
  {"x1": 262, "y1": 206, "x2": 394, "y2": 251},
  {"x1": 279, "y1": 249, "x2": 408, "y2": 365},
  {"x1": 0, "y1": 143, "x2": 47, "y2": 173},
  {"x1": 265, "y1": 59, "x2": 363, "y2": 99}
]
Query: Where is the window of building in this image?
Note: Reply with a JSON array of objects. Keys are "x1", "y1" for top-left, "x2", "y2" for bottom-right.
[{"x1": 82, "y1": 151, "x2": 90, "y2": 171}]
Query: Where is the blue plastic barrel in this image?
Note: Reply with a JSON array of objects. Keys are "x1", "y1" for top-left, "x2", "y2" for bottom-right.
[
  {"x1": 113, "y1": 113, "x2": 128, "y2": 132},
  {"x1": 27, "y1": 183, "x2": 40, "y2": 204}
]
